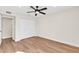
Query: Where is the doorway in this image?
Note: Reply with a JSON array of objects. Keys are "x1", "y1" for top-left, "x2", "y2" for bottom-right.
[{"x1": 1, "y1": 14, "x2": 15, "y2": 41}]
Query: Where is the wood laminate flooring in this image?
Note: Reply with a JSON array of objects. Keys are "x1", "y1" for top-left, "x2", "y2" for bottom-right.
[{"x1": 0, "y1": 36, "x2": 79, "y2": 53}]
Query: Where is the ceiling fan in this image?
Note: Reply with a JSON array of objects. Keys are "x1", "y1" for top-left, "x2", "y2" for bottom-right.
[{"x1": 27, "y1": 6, "x2": 47, "y2": 16}]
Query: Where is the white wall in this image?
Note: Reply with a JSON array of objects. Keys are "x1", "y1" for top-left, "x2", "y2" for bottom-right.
[
  {"x1": 37, "y1": 7, "x2": 79, "y2": 47},
  {"x1": 15, "y1": 16, "x2": 36, "y2": 41},
  {"x1": 2, "y1": 17, "x2": 12, "y2": 39}
]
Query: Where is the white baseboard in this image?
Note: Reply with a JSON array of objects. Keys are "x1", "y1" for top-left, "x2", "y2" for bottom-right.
[
  {"x1": 14, "y1": 35, "x2": 79, "y2": 47},
  {"x1": 2, "y1": 37, "x2": 12, "y2": 39},
  {"x1": 38, "y1": 35, "x2": 79, "y2": 47},
  {"x1": 15, "y1": 35, "x2": 37, "y2": 42}
]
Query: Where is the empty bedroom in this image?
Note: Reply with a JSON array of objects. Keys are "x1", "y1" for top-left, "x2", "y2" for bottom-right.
[{"x1": 0, "y1": 6, "x2": 79, "y2": 53}]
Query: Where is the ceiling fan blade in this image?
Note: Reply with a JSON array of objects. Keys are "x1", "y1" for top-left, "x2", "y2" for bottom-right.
[
  {"x1": 35, "y1": 13, "x2": 37, "y2": 16},
  {"x1": 27, "y1": 11, "x2": 35, "y2": 13},
  {"x1": 39, "y1": 7, "x2": 47, "y2": 11},
  {"x1": 39, "y1": 11, "x2": 46, "y2": 15},
  {"x1": 30, "y1": 6, "x2": 35, "y2": 10}
]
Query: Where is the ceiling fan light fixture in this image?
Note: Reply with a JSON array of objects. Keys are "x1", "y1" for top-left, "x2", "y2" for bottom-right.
[{"x1": 36, "y1": 11, "x2": 39, "y2": 14}]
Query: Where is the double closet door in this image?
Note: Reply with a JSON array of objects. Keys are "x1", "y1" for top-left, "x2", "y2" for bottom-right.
[{"x1": 0, "y1": 14, "x2": 15, "y2": 45}]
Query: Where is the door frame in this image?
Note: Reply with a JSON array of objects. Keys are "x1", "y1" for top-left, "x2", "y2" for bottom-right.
[{"x1": 0, "y1": 13, "x2": 16, "y2": 42}]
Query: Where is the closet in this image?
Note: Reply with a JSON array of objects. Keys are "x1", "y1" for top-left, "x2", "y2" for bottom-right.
[{"x1": 0, "y1": 14, "x2": 15, "y2": 44}]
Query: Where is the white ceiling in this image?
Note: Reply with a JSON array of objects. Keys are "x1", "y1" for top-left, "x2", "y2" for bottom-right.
[{"x1": 0, "y1": 6, "x2": 74, "y2": 17}]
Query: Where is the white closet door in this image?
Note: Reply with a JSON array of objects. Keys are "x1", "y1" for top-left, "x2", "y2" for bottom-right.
[
  {"x1": 11, "y1": 17, "x2": 15, "y2": 40},
  {"x1": 0, "y1": 14, "x2": 2, "y2": 44}
]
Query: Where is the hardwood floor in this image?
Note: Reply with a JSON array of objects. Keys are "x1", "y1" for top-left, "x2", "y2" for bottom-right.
[{"x1": 0, "y1": 36, "x2": 79, "y2": 53}]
